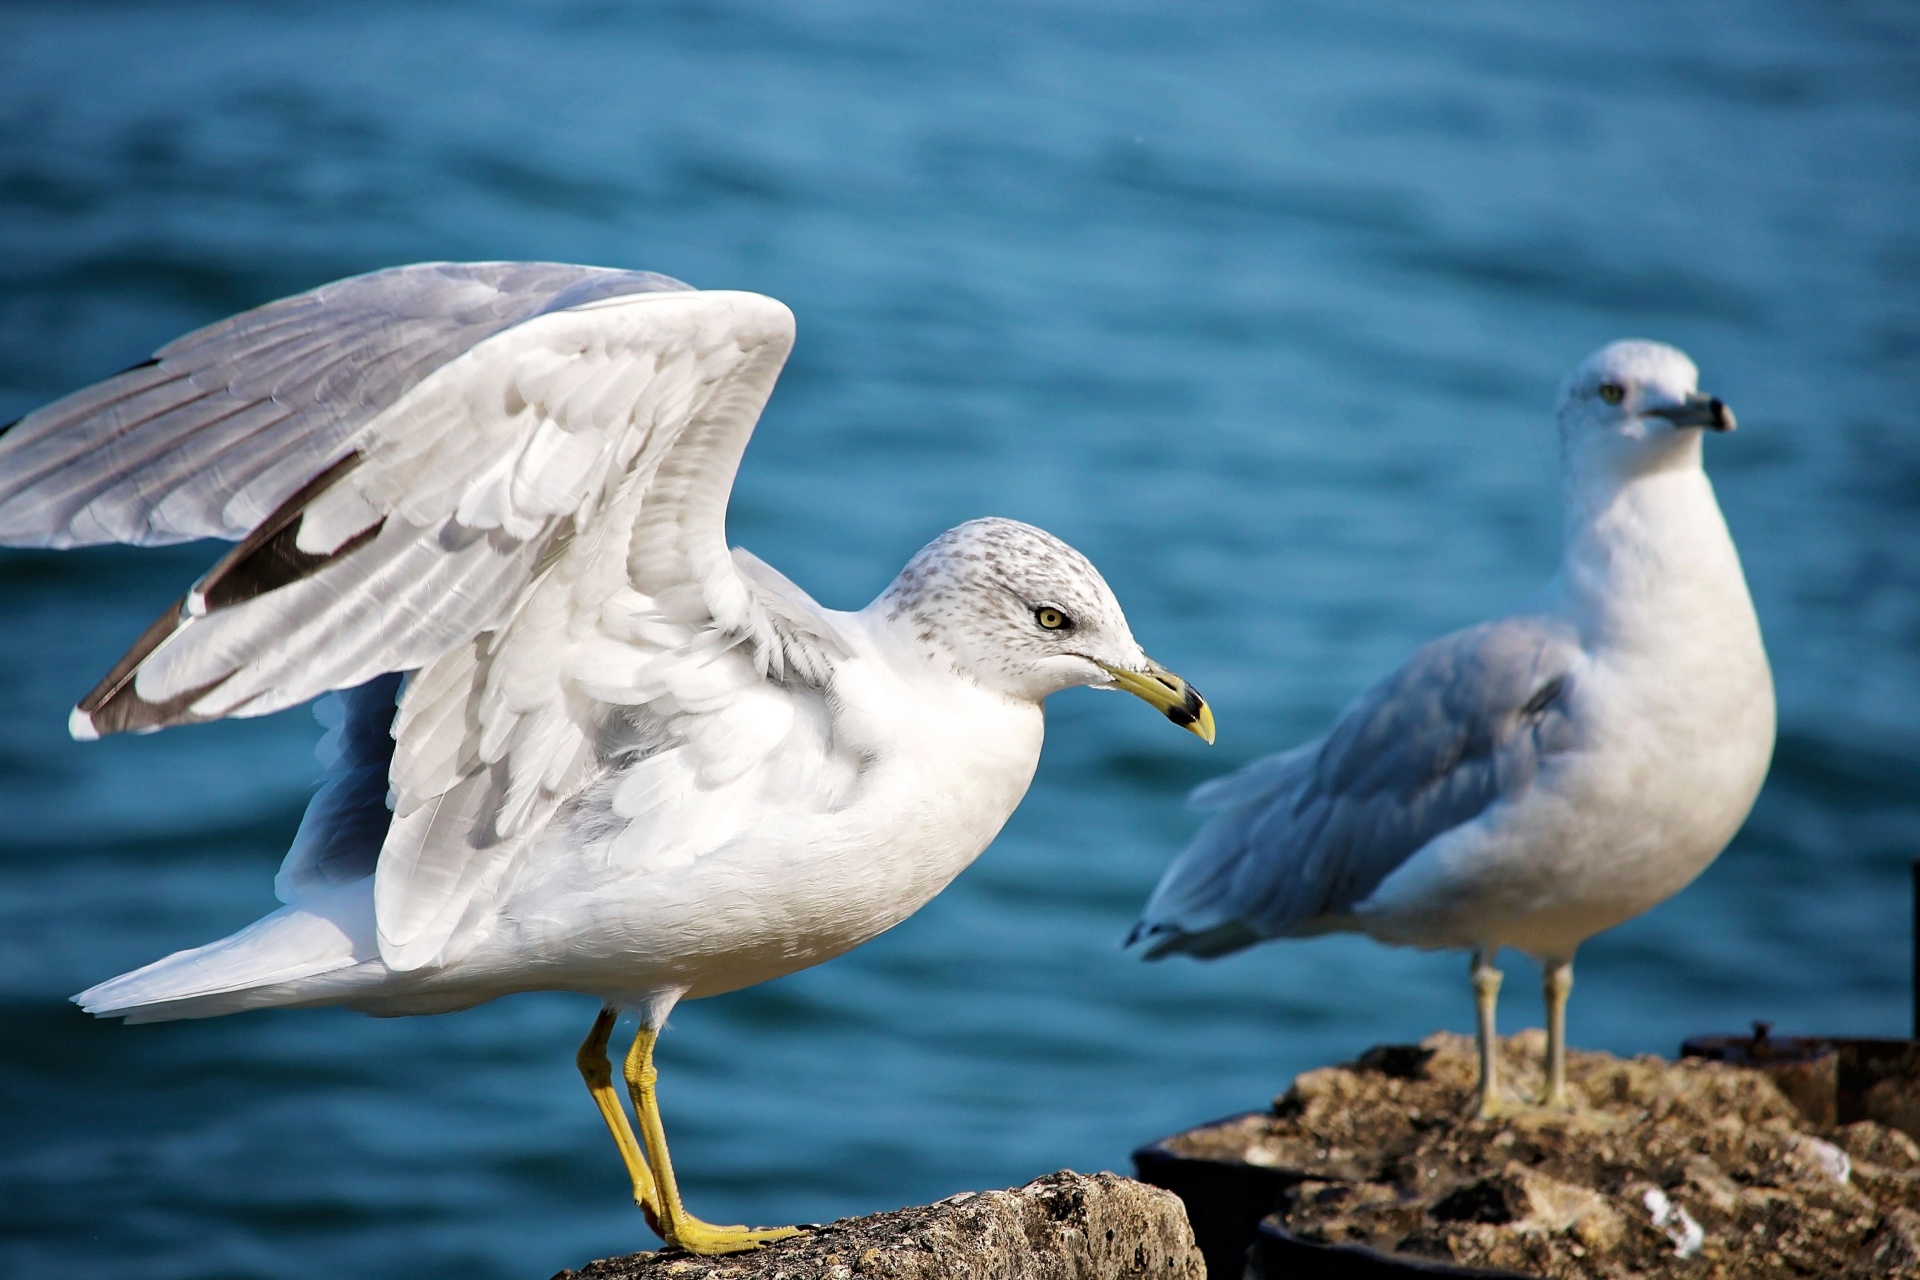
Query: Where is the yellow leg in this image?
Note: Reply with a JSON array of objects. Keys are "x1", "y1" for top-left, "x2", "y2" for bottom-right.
[
  {"x1": 576, "y1": 1008, "x2": 665, "y2": 1237},
  {"x1": 1471, "y1": 949, "x2": 1511, "y2": 1118},
  {"x1": 1541, "y1": 959, "x2": 1575, "y2": 1108},
  {"x1": 623, "y1": 1023, "x2": 802, "y2": 1255}
]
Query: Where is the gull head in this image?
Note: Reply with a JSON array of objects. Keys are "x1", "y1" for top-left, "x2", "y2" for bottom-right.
[
  {"x1": 878, "y1": 517, "x2": 1213, "y2": 742},
  {"x1": 1556, "y1": 339, "x2": 1734, "y2": 480}
]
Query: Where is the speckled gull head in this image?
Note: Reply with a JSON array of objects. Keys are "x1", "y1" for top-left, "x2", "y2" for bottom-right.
[
  {"x1": 1556, "y1": 339, "x2": 1735, "y2": 480},
  {"x1": 881, "y1": 517, "x2": 1213, "y2": 738}
]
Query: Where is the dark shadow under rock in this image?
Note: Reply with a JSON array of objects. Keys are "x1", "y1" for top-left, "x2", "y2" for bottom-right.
[{"x1": 551, "y1": 1171, "x2": 1204, "y2": 1280}]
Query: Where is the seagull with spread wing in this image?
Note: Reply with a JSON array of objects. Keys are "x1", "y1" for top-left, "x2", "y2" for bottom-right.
[
  {"x1": 0, "y1": 262, "x2": 1214, "y2": 1254},
  {"x1": 1131, "y1": 340, "x2": 1773, "y2": 1117}
]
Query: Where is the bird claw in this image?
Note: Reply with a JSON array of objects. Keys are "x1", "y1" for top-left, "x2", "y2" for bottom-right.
[
  {"x1": 1472, "y1": 1096, "x2": 1521, "y2": 1120},
  {"x1": 663, "y1": 1218, "x2": 806, "y2": 1256}
]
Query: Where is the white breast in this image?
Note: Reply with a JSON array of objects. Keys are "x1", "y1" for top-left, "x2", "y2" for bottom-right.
[
  {"x1": 1359, "y1": 466, "x2": 1774, "y2": 960},
  {"x1": 1537, "y1": 469, "x2": 1774, "y2": 939},
  {"x1": 458, "y1": 615, "x2": 1047, "y2": 1004}
]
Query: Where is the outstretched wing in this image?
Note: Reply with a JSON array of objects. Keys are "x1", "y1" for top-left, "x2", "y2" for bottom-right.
[
  {"x1": 1134, "y1": 616, "x2": 1581, "y2": 958},
  {"x1": 0, "y1": 268, "x2": 851, "y2": 972},
  {"x1": 0, "y1": 261, "x2": 690, "y2": 549},
  {"x1": 5, "y1": 280, "x2": 808, "y2": 736}
]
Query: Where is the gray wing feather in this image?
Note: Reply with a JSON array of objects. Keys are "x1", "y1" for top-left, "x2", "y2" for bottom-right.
[
  {"x1": 0, "y1": 261, "x2": 690, "y2": 548},
  {"x1": 274, "y1": 672, "x2": 405, "y2": 904},
  {"x1": 1136, "y1": 615, "x2": 1581, "y2": 958}
]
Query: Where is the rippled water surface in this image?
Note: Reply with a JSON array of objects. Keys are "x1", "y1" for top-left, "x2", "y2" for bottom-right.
[{"x1": 2, "y1": 3, "x2": 1918, "y2": 1277}]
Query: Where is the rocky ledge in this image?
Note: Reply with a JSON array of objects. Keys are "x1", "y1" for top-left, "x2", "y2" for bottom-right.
[
  {"x1": 552, "y1": 1171, "x2": 1204, "y2": 1280},
  {"x1": 1143, "y1": 1030, "x2": 1920, "y2": 1279}
]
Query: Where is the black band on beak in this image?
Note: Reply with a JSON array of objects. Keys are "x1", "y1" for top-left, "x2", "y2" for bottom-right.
[
  {"x1": 1648, "y1": 391, "x2": 1735, "y2": 432},
  {"x1": 1164, "y1": 681, "x2": 1206, "y2": 730}
]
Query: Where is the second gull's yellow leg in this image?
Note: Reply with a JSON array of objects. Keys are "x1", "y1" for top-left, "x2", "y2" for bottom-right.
[
  {"x1": 623, "y1": 1023, "x2": 802, "y2": 1255},
  {"x1": 576, "y1": 1007, "x2": 665, "y2": 1237},
  {"x1": 1471, "y1": 949, "x2": 1514, "y2": 1118},
  {"x1": 1540, "y1": 958, "x2": 1575, "y2": 1108}
]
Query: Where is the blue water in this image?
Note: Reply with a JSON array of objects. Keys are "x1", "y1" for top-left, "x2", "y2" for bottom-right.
[{"x1": 1, "y1": 2, "x2": 1917, "y2": 1276}]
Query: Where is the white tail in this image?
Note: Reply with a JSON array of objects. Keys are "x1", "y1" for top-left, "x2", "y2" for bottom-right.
[{"x1": 75, "y1": 879, "x2": 378, "y2": 1023}]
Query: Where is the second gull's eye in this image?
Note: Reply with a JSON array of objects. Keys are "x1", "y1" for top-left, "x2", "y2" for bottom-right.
[{"x1": 1598, "y1": 381, "x2": 1625, "y2": 406}]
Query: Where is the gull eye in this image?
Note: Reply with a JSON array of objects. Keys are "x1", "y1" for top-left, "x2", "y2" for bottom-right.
[
  {"x1": 1597, "y1": 381, "x2": 1626, "y2": 406},
  {"x1": 1033, "y1": 606, "x2": 1072, "y2": 632}
]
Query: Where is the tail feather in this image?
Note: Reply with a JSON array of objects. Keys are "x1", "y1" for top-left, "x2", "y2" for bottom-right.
[
  {"x1": 1133, "y1": 919, "x2": 1261, "y2": 960},
  {"x1": 1129, "y1": 750, "x2": 1318, "y2": 960},
  {"x1": 76, "y1": 879, "x2": 377, "y2": 1022}
]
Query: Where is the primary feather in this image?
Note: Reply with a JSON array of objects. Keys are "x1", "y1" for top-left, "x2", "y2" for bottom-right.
[{"x1": 0, "y1": 262, "x2": 688, "y2": 549}]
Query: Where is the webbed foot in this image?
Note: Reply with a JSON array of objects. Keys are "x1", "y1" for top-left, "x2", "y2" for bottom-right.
[{"x1": 663, "y1": 1219, "x2": 805, "y2": 1256}]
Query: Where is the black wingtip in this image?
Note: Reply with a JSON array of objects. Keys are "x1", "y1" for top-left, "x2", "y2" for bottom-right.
[
  {"x1": 1125, "y1": 920, "x2": 1185, "y2": 958},
  {"x1": 74, "y1": 593, "x2": 228, "y2": 737},
  {"x1": 1130, "y1": 920, "x2": 1260, "y2": 962},
  {"x1": 189, "y1": 452, "x2": 376, "y2": 613}
]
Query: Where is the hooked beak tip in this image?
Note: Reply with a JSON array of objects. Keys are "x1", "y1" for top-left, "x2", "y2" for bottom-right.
[
  {"x1": 1165, "y1": 686, "x2": 1216, "y2": 744},
  {"x1": 1100, "y1": 660, "x2": 1215, "y2": 744}
]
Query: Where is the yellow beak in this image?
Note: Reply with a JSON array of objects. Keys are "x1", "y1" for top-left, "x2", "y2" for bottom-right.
[{"x1": 1099, "y1": 659, "x2": 1215, "y2": 745}]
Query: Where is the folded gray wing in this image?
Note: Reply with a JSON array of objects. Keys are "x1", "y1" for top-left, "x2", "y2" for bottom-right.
[
  {"x1": 0, "y1": 261, "x2": 689, "y2": 548},
  {"x1": 1134, "y1": 615, "x2": 1581, "y2": 958}
]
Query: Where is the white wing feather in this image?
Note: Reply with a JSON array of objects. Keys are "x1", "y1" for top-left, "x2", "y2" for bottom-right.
[{"x1": 361, "y1": 290, "x2": 844, "y2": 971}]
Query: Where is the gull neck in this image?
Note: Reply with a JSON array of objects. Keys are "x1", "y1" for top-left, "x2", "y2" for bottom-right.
[{"x1": 1554, "y1": 444, "x2": 1744, "y2": 650}]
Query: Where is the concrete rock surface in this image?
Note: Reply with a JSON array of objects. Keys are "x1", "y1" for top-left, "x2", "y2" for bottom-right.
[
  {"x1": 1166, "y1": 1031, "x2": 1920, "y2": 1279},
  {"x1": 551, "y1": 1171, "x2": 1204, "y2": 1280}
]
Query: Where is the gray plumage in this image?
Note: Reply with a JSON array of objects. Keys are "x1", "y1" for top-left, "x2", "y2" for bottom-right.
[
  {"x1": 1135, "y1": 615, "x2": 1579, "y2": 958},
  {"x1": 0, "y1": 261, "x2": 688, "y2": 549}
]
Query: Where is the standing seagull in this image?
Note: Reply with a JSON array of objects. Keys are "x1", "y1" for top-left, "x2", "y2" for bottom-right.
[
  {"x1": 1131, "y1": 340, "x2": 1772, "y2": 1116},
  {"x1": 0, "y1": 262, "x2": 1214, "y2": 1253}
]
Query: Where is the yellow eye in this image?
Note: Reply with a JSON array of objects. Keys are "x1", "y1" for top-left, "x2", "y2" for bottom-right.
[
  {"x1": 1598, "y1": 381, "x2": 1625, "y2": 405},
  {"x1": 1034, "y1": 607, "x2": 1069, "y2": 631}
]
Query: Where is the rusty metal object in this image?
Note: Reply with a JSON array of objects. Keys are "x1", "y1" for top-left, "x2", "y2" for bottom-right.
[{"x1": 1681, "y1": 1023, "x2": 1920, "y2": 1139}]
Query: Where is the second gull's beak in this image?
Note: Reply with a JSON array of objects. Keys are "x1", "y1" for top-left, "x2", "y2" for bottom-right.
[
  {"x1": 1099, "y1": 658, "x2": 1215, "y2": 744},
  {"x1": 1647, "y1": 390, "x2": 1735, "y2": 432}
]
